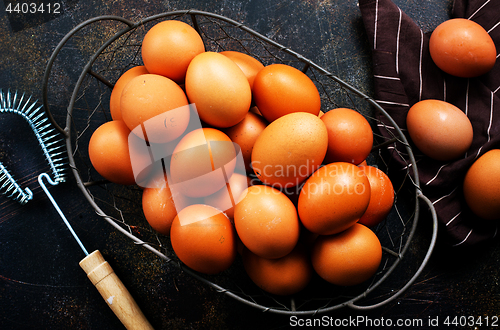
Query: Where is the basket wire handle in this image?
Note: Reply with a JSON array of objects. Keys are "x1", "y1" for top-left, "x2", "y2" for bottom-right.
[
  {"x1": 42, "y1": 15, "x2": 135, "y2": 135},
  {"x1": 347, "y1": 192, "x2": 438, "y2": 310}
]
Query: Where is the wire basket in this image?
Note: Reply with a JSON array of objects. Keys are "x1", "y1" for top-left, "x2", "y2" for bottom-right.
[{"x1": 41, "y1": 10, "x2": 438, "y2": 315}]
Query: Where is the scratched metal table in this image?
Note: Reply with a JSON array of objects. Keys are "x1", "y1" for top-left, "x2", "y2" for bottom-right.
[{"x1": 1, "y1": 0, "x2": 500, "y2": 329}]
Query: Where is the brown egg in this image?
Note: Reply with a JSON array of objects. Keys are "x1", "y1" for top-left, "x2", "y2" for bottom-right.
[
  {"x1": 88, "y1": 120, "x2": 136, "y2": 185},
  {"x1": 242, "y1": 244, "x2": 313, "y2": 296},
  {"x1": 234, "y1": 185, "x2": 300, "y2": 259},
  {"x1": 251, "y1": 112, "x2": 328, "y2": 189},
  {"x1": 253, "y1": 63, "x2": 321, "y2": 122},
  {"x1": 429, "y1": 18, "x2": 496, "y2": 78},
  {"x1": 120, "y1": 74, "x2": 190, "y2": 144},
  {"x1": 463, "y1": 149, "x2": 500, "y2": 220},
  {"x1": 321, "y1": 108, "x2": 373, "y2": 165},
  {"x1": 128, "y1": 132, "x2": 182, "y2": 188},
  {"x1": 109, "y1": 66, "x2": 149, "y2": 121},
  {"x1": 220, "y1": 51, "x2": 265, "y2": 90},
  {"x1": 141, "y1": 20, "x2": 205, "y2": 83},
  {"x1": 406, "y1": 99, "x2": 473, "y2": 161},
  {"x1": 142, "y1": 182, "x2": 177, "y2": 236},
  {"x1": 169, "y1": 128, "x2": 237, "y2": 198},
  {"x1": 204, "y1": 172, "x2": 249, "y2": 220},
  {"x1": 311, "y1": 223, "x2": 382, "y2": 286},
  {"x1": 170, "y1": 204, "x2": 237, "y2": 274},
  {"x1": 358, "y1": 165, "x2": 395, "y2": 227},
  {"x1": 185, "y1": 52, "x2": 252, "y2": 128},
  {"x1": 298, "y1": 162, "x2": 371, "y2": 235},
  {"x1": 141, "y1": 165, "x2": 203, "y2": 214},
  {"x1": 223, "y1": 111, "x2": 268, "y2": 172}
]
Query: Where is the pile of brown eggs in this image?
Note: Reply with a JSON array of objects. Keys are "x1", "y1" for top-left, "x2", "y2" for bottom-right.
[{"x1": 86, "y1": 19, "x2": 411, "y2": 297}]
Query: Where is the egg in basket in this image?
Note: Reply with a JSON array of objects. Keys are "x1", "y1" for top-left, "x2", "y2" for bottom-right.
[{"x1": 42, "y1": 10, "x2": 437, "y2": 315}]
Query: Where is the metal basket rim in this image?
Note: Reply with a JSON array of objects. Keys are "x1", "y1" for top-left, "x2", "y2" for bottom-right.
[{"x1": 41, "y1": 10, "x2": 437, "y2": 315}]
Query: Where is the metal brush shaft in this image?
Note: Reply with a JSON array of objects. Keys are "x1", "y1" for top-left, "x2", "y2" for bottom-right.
[
  {"x1": 37, "y1": 172, "x2": 154, "y2": 330},
  {"x1": 38, "y1": 173, "x2": 88, "y2": 255}
]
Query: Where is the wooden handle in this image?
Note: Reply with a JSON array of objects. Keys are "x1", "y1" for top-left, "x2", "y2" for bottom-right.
[{"x1": 79, "y1": 250, "x2": 154, "y2": 330}]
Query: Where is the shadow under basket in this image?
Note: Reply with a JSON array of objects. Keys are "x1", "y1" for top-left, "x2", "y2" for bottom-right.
[{"x1": 42, "y1": 10, "x2": 438, "y2": 315}]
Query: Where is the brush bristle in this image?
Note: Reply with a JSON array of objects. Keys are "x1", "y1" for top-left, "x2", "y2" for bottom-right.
[{"x1": 0, "y1": 89, "x2": 67, "y2": 204}]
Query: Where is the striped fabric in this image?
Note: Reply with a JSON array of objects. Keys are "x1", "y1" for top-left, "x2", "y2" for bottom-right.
[{"x1": 359, "y1": 0, "x2": 500, "y2": 247}]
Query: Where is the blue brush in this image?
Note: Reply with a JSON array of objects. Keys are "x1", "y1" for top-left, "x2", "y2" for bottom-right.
[
  {"x1": 0, "y1": 89, "x2": 152, "y2": 329},
  {"x1": 0, "y1": 89, "x2": 66, "y2": 204}
]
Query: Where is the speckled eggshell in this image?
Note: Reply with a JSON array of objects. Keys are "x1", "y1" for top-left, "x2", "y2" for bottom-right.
[
  {"x1": 185, "y1": 52, "x2": 252, "y2": 128},
  {"x1": 234, "y1": 185, "x2": 300, "y2": 259},
  {"x1": 251, "y1": 112, "x2": 328, "y2": 189},
  {"x1": 311, "y1": 223, "x2": 382, "y2": 286},
  {"x1": 298, "y1": 162, "x2": 371, "y2": 235},
  {"x1": 109, "y1": 66, "x2": 148, "y2": 121},
  {"x1": 169, "y1": 128, "x2": 236, "y2": 198},
  {"x1": 142, "y1": 183, "x2": 177, "y2": 236},
  {"x1": 170, "y1": 204, "x2": 237, "y2": 274},
  {"x1": 120, "y1": 74, "x2": 190, "y2": 144},
  {"x1": 429, "y1": 18, "x2": 496, "y2": 78},
  {"x1": 463, "y1": 149, "x2": 500, "y2": 220},
  {"x1": 141, "y1": 20, "x2": 205, "y2": 83},
  {"x1": 242, "y1": 244, "x2": 313, "y2": 296},
  {"x1": 321, "y1": 108, "x2": 373, "y2": 165},
  {"x1": 253, "y1": 63, "x2": 321, "y2": 123},
  {"x1": 88, "y1": 120, "x2": 136, "y2": 186},
  {"x1": 220, "y1": 51, "x2": 265, "y2": 90},
  {"x1": 358, "y1": 165, "x2": 395, "y2": 227},
  {"x1": 223, "y1": 111, "x2": 268, "y2": 172},
  {"x1": 406, "y1": 99, "x2": 473, "y2": 161}
]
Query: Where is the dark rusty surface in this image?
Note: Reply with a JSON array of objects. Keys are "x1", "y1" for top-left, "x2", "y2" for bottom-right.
[{"x1": 1, "y1": 0, "x2": 499, "y2": 329}]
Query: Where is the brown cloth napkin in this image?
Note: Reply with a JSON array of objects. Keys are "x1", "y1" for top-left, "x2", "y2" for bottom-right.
[{"x1": 358, "y1": 0, "x2": 500, "y2": 247}]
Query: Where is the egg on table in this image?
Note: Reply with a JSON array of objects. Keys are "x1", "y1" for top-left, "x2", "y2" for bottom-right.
[
  {"x1": 429, "y1": 18, "x2": 496, "y2": 78},
  {"x1": 406, "y1": 99, "x2": 473, "y2": 161},
  {"x1": 463, "y1": 149, "x2": 500, "y2": 221}
]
